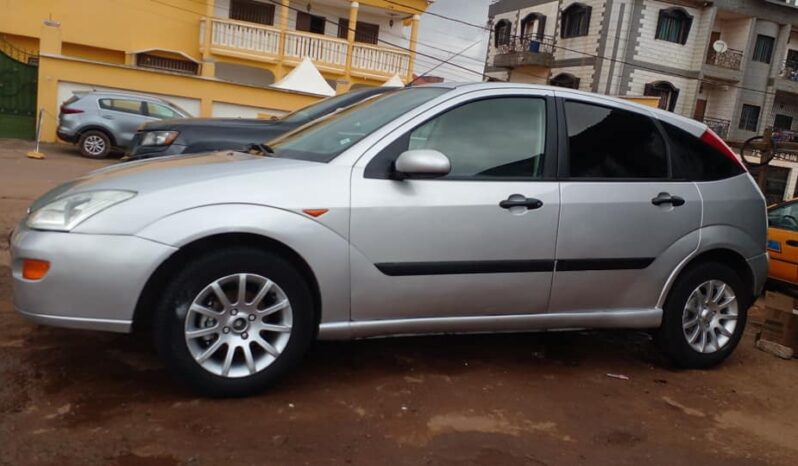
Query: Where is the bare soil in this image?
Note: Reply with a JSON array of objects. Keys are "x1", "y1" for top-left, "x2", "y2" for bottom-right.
[{"x1": 1, "y1": 140, "x2": 797, "y2": 466}]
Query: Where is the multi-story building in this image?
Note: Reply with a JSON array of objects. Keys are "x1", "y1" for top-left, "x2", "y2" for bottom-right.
[
  {"x1": 0, "y1": 0, "x2": 429, "y2": 141},
  {"x1": 484, "y1": 0, "x2": 798, "y2": 201}
]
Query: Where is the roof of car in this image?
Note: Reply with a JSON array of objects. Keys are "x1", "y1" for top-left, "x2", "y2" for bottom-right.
[{"x1": 76, "y1": 90, "x2": 177, "y2": 104}]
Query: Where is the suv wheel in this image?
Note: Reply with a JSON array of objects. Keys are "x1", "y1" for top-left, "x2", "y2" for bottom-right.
[
  {"x1": 154, "y1": 247, "x2": 315, "y2": 397},
  {"x1": 657, "y1": 262, "x2": 749, "y2": 368},
  {"x1": 78, "y1": 130, "x2": 111, "y2": 158}
]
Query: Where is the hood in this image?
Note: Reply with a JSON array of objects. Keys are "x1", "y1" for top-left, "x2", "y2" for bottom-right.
[
  {"x1": 30, "y1": 151, "x2": 313, "y2": 211},
  {"x1": 141, "y1": 117, "x2": 281, "y2": 130}
]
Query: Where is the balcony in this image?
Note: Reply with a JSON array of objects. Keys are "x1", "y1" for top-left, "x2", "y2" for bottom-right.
[
  {"x1": 493, "y1": 36, "x2": 555, "y2": 69},
  {"x1": 703, "y1": 48, "x2": 743, "y2": 82},
  {"x1": 201, "y1": 17, "x2": 410, "y2": 78},
  {"x1": 776, "y1": 61, "x2": 798, "y2": 94},
  {"x1": 703, "y1": 116, "x2": 731, "y2": 139}
]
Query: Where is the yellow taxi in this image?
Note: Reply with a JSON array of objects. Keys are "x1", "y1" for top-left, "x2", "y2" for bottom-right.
[{"x1": 767, "y1": 199, "x2": 798, "y2": 286}]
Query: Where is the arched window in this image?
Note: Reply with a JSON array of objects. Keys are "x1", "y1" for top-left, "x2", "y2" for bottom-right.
[
  {"x1": 521, "y1": 13, "x2": 546, "y2": 40},
  {"x1": 655, "y1": 8, "x2": 692, "y2": 45},
  {"x1": 644, "y1": 81, "x2": 680, "y2": 111},
  {"x1": 494, "y1": 19, "x2": 512, "y2": 47},
  {"x1": 561, "y1": 3, "x2": 591, "y2": 39},
  {"x1": 550, "y1": 73, "x2": 580, "y2": 89}
]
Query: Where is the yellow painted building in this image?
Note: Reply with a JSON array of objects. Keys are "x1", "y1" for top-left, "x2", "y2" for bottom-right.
[{"x1": 0, "y1": 0, "x2": 430, "y2": 141}]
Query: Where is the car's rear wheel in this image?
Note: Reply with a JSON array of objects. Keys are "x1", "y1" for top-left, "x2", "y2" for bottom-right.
[
  {"x1": 154, "y1": 247, "x2": 315, "y2": 397},
  {"x1": 657, "y1": 261, "x2": 749, "y2": 368},
  {"x1": 78, "y1": 130, "x2": 111, "y2": 158}
]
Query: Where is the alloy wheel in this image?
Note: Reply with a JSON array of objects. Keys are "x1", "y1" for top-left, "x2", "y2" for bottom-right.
[
  {"x1": 681, "y1": 279, "x2": 738, "y2": 354},
  {"x1": 184, "y1": 273, "x2": 293, "y2": 378},
  {"x1": 83, "y1": 135, "x2": 106, "y2": 156}
]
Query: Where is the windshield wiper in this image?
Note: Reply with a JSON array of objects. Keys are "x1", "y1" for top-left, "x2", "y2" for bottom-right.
[{"x1": 246, "y1": 142, "x2": 275, "y2": 156}]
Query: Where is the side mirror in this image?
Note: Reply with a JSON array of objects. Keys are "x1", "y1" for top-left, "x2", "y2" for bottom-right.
[{"x1": 393, "y1": 149, "x2": 451, "y2": 179}]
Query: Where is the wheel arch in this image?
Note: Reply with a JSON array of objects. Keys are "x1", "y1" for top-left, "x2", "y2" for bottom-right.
[
  {"x1": 658, "y1": 248, "x2": 756, "y2": 309},
  {"x1": 132, "y1": 232, "x2": 322, "y2": 334}
]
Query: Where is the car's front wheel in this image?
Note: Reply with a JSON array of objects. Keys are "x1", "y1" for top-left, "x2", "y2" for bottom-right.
[
  {"x1": 154, "y1": 247, "x2": 315, "y2": 397},
  {"x1": 657, "y1": 261, "x2": 749, "y2": 368}
]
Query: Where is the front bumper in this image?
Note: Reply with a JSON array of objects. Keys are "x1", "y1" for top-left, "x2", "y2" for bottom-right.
[
  {"x1": 125, "y1": 143, "x2": 187, "y2": 160},
  {"x1": 10, "y1": 225, "x2": 177, "y2": 333}
]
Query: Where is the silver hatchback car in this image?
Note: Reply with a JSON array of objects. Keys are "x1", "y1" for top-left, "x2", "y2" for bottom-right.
[
  {"x1": 12, "y1": 83, "x2": 767, "y2": 396},
  {"x1": 57, "y1": 91, "x2": 191, "y2": 158}
]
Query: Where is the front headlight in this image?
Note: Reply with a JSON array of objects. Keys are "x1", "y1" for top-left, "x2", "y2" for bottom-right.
[
  {"x1": 140, "y1": 130, "x2": 179, "y2": 146},
  {"x1": 26, "y1": 190, "x2": 136, "y2": 231}
]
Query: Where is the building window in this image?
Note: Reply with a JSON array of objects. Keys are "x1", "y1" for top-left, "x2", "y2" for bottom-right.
[
  {"x1": 494, "y1": 19, "x2": 512, "y2": 47},
  {"x1": 337, "y1": 19, "x2": 380, "y2": 45},
  {"x1": 521, "y1": 13, "x2": 546, "y2": 40},
  {"x1": 643, "y1": 81, "x2": 679, "y2": 112},
  {"x1": 774, "y1": 114, "x2": 793, "y2": 131},
  {"x1": 655, "y1": 8, "x2": 692, "y2": 45},
  {"x1": 297, "y1": 12, "x2": 326, "y2": 35},
  {"x1": 136, "y1": 53, "x2": 199, "y2": 75},
  {"x1": 561, "y1": 3, "x2": 591, "y2": 39},
  {"x1": 739, "y1": 104, "x2": 761, "y2": 131},
  {"x1": 550, "y1": 73, "x2": 580, "y2": 89},
  {"x1": 230, "y1": 0, "x2": 275, "y2": 26},
  {"x1": 752, "y1": 34, "x2": 775, "y2": 64}
]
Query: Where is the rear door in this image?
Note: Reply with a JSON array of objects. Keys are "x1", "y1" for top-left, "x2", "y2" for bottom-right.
[
  {"x1": 97, "y1": 98, "x2": 152, "y2": 147},
  {"x1": 549, "y1": 95, "x2": 702, "y2": 312}
]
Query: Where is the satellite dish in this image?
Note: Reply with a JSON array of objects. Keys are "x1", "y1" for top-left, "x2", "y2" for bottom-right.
[{"x1": 713, "y1": 40, "x2": 728, "y2": 53}]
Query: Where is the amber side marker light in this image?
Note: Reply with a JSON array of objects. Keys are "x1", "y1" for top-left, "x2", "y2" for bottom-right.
[
  {"x1": 302, "y1": 209, "x2": 329, "y2": 218},
  {"x1": 22, "y1": 259, "x2": 50, "y2": 280}
]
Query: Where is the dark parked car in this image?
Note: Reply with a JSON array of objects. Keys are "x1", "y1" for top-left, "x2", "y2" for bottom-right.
[{"x1": 125, "y1": 87, "x2": 395, "y2": 161}]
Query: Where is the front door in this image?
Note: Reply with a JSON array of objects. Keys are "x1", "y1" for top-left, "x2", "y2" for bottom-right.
[
  {"x1": 549, "y1": 97, "x2": 702, "y2": 312},
  {"x1": 349, "y1": 91, "x2": 559, "y2": 321},
  {"x1": 97, "y1": 98, "x2": 153, "y2": 147}
]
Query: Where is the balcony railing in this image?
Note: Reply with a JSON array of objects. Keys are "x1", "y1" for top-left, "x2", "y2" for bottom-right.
[
  {"x1": 703, "y1": 116, "x2": 731, "y2": 139},
  {"x1": 780, "y1": 60, "x2": 798, "y2": 82},
  {"x1": 705, "y1": 48, "x2": 743, "y2": 70},
  {"x1": 493, "y1": 35, "x2": 556, "y2": 68},
  {"x1": 202, "y1": 17, "x2": 409, "y2": 77}
]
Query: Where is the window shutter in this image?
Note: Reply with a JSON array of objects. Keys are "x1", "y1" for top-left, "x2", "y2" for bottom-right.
[
  {"x1": 296, "y1": 11, "x2": 311, "y2": 32},
  {"x1": 669, "y1": 88, "x2": 680, "y2": 111},
  {"x1": 583, "y1": 6, "x2": 592, "y2": 36},
  {"x1": 338, "y1": 18, "x2": 349, "y2": 39},
  {"x1": 572, "y1": 77, "x2": 581, "y2": 89},
  {"x1": 644, "y1": 83, "x2": 655, "y2": 96},
  {"x1": 681, "y1": 16, "x2": 693, "y2": 44},
  {"x1": 538, "y1": 16, "x2": 547, "y2": 39}
]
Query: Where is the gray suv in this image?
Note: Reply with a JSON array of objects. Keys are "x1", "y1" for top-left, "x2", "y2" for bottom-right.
[
  {"x1": 57, "y1": 91, "x2": 191, "y2": 158},
  {"x1": 12, "y1": 83, "x2": 767, "y2": 396}
]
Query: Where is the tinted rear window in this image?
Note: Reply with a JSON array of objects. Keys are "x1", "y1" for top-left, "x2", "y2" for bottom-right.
[{"x1": 664, "y1": 123, "x2": 744, "y2": 181}]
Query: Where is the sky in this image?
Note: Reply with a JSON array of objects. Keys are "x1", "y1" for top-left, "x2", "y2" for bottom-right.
[{"x1": 415, "y1": 0, "x2": 492, "y2": 82}]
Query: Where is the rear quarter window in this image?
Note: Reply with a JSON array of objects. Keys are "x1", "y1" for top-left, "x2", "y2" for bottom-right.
[{"x1": 664, "y1": 123, "x2": 744, "y2": 181}]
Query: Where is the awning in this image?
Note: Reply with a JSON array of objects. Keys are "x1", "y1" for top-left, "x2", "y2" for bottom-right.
[
  {"x1": 382, "y1": 74, "x2": 405, "y2": 87},
  {"x1": 272, "y1": 57, "x2": 336, "y2": 96}
]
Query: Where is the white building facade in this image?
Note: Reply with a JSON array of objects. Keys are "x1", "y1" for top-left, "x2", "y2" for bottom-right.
[{"x1": 485, "y1": 0, "x2": 798, "y2": 203}]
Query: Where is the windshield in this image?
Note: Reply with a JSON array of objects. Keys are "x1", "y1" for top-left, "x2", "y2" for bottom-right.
[
  {"x1": 281, "y1": 90, "x2": 374, "y2": 124},
  {"x1": 269, "y1": 87, "x2": 448, "y2": 163}
]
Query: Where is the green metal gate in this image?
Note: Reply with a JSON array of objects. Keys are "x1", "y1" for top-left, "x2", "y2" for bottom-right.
[{"x1": 0, "y1": 38, "x2": 38, "y2": 140}]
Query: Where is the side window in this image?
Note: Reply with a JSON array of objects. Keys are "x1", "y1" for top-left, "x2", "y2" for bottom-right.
[
  {"x1": 769, "y1": 203, "x2": 798, "y2": 231},
  {"x1": 147, "y1": 103, "x2": 179, "y2": 119},
  {"x1": 367, "y1": 97, "x2": 547, "y2": 179},
  {"x1": 664, "y1": 122, "x2": 743, "y2": 181},
  {"x1": 564, "y1": 101, "x2": 667, "y2": 179},
  {"x1": 99, "y1": 99, "x2": 145, "y2": 115}
]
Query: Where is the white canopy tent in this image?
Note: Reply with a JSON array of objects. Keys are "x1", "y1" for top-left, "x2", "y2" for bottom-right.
[
  {"x1": 382, "y1": 74, "x2": 405, "y2": 87},
  {"x1": 271, "y1": 58, "x2": 336, "y2": 96}
]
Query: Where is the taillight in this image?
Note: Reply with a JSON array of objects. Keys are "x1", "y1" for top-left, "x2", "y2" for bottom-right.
[
  {"x1": 60, "y1": 106, "x2": 83, "y2": 114},
  {"x1": 700, "y1": 128, "x2": 747, "y2": 171}
]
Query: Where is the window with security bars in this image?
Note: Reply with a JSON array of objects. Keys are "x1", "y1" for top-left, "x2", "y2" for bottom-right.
[
  {"x1": 738, "y1": 104, "x2": 761, "y2": 131},
  {"x1": 136, "y1": 54, "x2": 199, "y2": 75},
  {"x1": 655, "y1": 8, "x2": 692, "y2": 45},
  {"x1": 337, "y1": 19, "x2": 380, "y2": 45},
  {"x1": 752, "y1": 34, "x2": 775, "y2": 63},
  {"x1": 561, "y1": 4, "x2": 591, "y2": 39},
  {"x1": 230, "y1": 0, "x2": 275, "y2": 25}
]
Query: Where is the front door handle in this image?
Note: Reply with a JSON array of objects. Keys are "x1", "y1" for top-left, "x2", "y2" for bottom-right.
[
  {"x1": 651, "y1": 193, "x2": 685, "y2": 207},
  {"x1": 499, "y1": 197, "x2": 543, "y2": 210}
]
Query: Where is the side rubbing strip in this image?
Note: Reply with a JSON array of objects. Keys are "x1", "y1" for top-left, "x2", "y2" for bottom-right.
[
  {"x1": 556, "y1": 258, "x2": 654, "y2": 271},
  {"x1": 376, "y1": 260, "x2": 556, "y2": 276},
  {"x1": 375, "y1": 258, "x2": 654, "y2": 276}
]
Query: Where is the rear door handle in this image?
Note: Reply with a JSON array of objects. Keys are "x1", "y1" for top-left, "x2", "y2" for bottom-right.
[
  {"x1": 786, "y1": 240, "x2": 798, "y2": 247},
  {"x1": 651, "y1": 193, "x2": 685, "y2": 207},
  {"x1": 499, "y1": 197, "x2": 543, "y2": 210}
]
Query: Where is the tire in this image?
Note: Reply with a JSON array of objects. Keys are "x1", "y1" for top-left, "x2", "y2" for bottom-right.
[
  {"x1": 154, "y1": 247, "x2": 316, "y2": 397},
  {"x1": 78, "y1": 130, "x2": 111, "y2": 158},
  {"x1": 657, "y1": 261, "x2": 749, "y2": 369}
]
